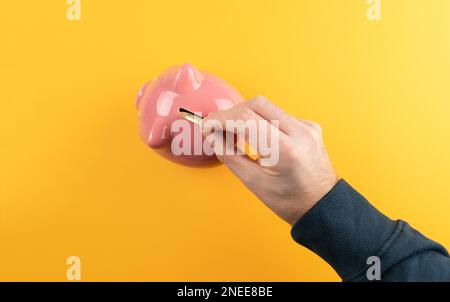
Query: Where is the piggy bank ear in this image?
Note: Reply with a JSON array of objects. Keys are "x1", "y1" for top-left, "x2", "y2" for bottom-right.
[{"x1": 172, "y1": 64, "x2": 204, "y2": 94}]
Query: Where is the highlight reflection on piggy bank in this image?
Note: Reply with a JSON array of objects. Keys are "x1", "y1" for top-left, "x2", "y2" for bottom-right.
[{"x1": 136, "y1": 64, "x2": 243, "y2": 166}]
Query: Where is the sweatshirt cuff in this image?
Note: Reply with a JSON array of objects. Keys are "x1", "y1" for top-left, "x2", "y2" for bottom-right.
[{"x1": 291, "y1": 179, "x2": 397, "y2": 280}]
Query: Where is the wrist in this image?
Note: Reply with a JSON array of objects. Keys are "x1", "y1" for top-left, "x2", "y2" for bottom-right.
[
  {"x1": 290, "y1": 179, "x2": 397, "y2": 280},
  {"x1": 288, "y1": 175, "x2": 340, "y2": 225}
]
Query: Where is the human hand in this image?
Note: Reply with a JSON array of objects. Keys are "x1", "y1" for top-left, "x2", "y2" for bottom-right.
[{"x1": 202, "y1": 96, "x2": 339, "y2": 225}]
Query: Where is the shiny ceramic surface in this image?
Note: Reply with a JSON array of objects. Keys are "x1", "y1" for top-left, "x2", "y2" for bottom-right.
[{"x1": 136, "y1": 64, "x2": 243, "y2": 166}]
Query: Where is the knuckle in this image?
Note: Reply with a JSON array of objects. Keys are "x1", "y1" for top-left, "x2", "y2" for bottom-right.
[
  {"x1": 286, "y1": 116, "x2": 299, "y2": 131},
  {"x1": 280, "y1": 140, "x2": 299, "y2": 161},
  {"x1": 249, "y1": 96, "x2": 268, "y2": 108},
  {"x1": 297, "y1": 121, "x2": 322, "y2": 140},
  {"x1": 285, "y1": 146, "x2": 301, "y2": 162},
  {"x1": 310, "y1": 122, "x2": 323, "y2": 133},
  {"x1": 305, "y1": 127, "x2": 318, "y2": 139},
  {"x1": 296, "y1": 125, "x2": 317, "y2": 143},
  {"x1": 237, "y1": 107, "x2": 254, "y2": 121}
]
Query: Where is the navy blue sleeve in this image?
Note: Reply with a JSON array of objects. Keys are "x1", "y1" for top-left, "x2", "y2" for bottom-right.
[{"x1": 291, "y1": 179, "x2": 450, "y2": 282}]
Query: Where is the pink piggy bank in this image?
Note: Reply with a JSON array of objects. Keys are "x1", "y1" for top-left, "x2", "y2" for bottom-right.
[{"x1": 136, "y1": 64, "x2": 243, "y2": 166}]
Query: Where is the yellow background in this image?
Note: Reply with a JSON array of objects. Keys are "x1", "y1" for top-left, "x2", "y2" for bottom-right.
[{"x1": 1, "y1": 0, "x2": 450, "y2": 281}]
